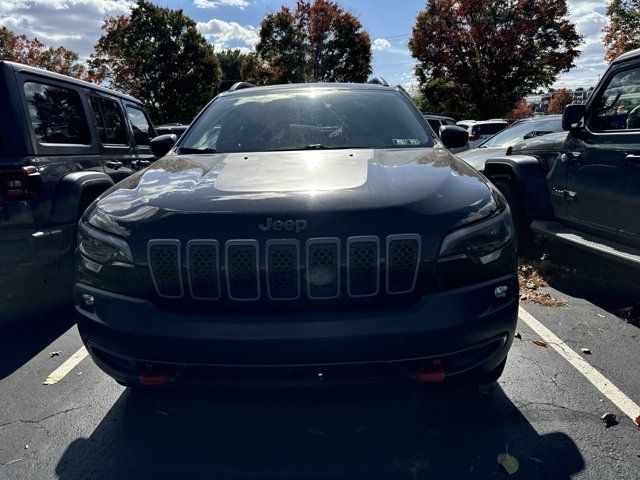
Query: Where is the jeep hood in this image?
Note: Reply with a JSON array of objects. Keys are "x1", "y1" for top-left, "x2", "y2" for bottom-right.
[{"x1": 89, "y1": 148, "x2": 498, "y2": 237}]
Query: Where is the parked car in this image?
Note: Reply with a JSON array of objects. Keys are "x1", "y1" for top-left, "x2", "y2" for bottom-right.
[
  {"x1": 423, "y1": 113, "x2": 469, "y2": 154},
  {"x1": 0, "y1": 61, "x2": 156, "y2": 285},
  {"x1": 459, "y1": 115, "x2": 562, "y2": 171},
  {"x1": 458, "y1": 120, "x2": 508, "y2": 148},
  {"x1": 155, "y1": 123, "x2": 189, "y2": 138},
  {"x1": 74, "y1": 81, "x2": 518, "y2": 388},
  {"x1": 482, "y1": 48, "x2": 640, "y2": 267}
]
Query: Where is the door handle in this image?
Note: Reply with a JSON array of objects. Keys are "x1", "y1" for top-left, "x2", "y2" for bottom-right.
[
  {"x1": 133, "y1": 160, "x2": 151, "y2": 169},
  {"x1": 560, "y1": 152, "x2": 581, "y2": 164},
  {"x1": 105, "y1": 160, "x2": 123, "y2": 169},
  {"x1": 625, "y1": 154, "x2": 640, "y2": 164}
]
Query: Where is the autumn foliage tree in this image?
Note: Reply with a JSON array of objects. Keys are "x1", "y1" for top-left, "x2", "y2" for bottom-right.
[
  {"x1": 508, "y1": 100, "x2": 534, "y2": 123},
  {"x1": 256, "y1": 0, "x2": 372, "y2": 84},
  {"x1": 548, "y1": 88, "x2": 573, "y2": 114},
  {"x1": 0, "y1": 26, "x2": 88, "y2": 79},
  {"x1": 604, "y1": 0, "x2": 640, "y2": 62},
  {"x1": 89, "y1": 0, "x2": 221, "y2": 124},
  {"x1": 409, "y1": 0, "x2": 581, "y2": 120}
]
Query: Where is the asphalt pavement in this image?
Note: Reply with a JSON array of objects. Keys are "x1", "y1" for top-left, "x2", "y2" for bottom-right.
[{"x1": 0, "y1": 244, "x2": 639, "y2": 479}]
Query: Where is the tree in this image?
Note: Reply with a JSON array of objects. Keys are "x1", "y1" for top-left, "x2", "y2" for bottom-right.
[
  {"x1": 89, "y1": 0, "x2": 222, "y2": 124},
  {"x1": 508, "y1": 100, "x2": 534, "y2": 123},
  {"x1": 0, "y1": 26, "x2": 87, "y2": 78},
  {"x1": 604, "y1": 0, "x2": 640, "y2": 62},
  {"x1": 548, "y1": 88, "x2": 573, "y2": 114},
  {"x1": 409, "y1": 0, "x2": 581, "y2": 120},
  {"x1": 255, "y1": 0, "x2": 372, "y2": 84},
  {"x1": 217, "y1": 49, "x2": 247, "y2": 92}
]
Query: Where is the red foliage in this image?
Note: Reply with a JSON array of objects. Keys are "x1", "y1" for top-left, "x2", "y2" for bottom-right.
[
  {"x1": 548, "y1": 88, "x2": 573, "y2": 114},
  {"x1": 509, "y1": 100, "x2": 534, "y2": 123}
]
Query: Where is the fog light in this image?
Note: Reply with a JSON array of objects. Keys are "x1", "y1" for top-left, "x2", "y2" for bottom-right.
[
  {"x1": 82, "y1": 294, "x2": 95, "y2": 307},
  {"x1": 494, "y1": 285, "x2": 508, "y2": 298}
]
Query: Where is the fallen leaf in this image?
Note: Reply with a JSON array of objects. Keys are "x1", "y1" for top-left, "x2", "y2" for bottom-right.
[
  {"x1": 581, "y1": 348, "x2": 591, "y2": 354},
  {"x1": 532, "y1": 339, "x2": 549, "y2": 348},
  {"x1": 49, "y1": 351, "x2": 60, "y2": 358},
  {"x1": 497, "y1": 453, "x2": 519, "y2": 475},
  {"x1": 525, "y1": 281, "x2": 538, "y2": 290},
  {"x1": 514, "y1": 332, "x2": 522, "y2": 340},
  {"x1": 601, "y1": 412, "x2": 618, "y2": 427},
  {"x1": 634, "y1": 416, "x2": 640, "y2": 428},
  {"x1": 529, "y1": 457, "x2": 543, "y2": 464},
  {"x1": 24, "y1": 445, "x2": 29, "y2": 450}
]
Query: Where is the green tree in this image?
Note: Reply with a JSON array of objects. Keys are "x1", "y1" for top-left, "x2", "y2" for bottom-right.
[
  {"x1": 89, "y1": 0, "x2": 222, "y2": 124},
  {"x1": 409, "y1": 0, "x2": 581, "y2": 119},
  {"x1": 217, "y1": 49, "x2": 247, "y2": 92},
  {"x1": 604, "y1": 0, "x2": 640, "y2": 61},
  {"x1": 0, "y1": 26, "x2": 87, "y2": 79},
  {"x1": 256, "y1": 0, "x2": 372, "y2": 84}
]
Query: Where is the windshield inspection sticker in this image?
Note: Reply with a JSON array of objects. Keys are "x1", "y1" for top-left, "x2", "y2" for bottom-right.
[{"x1": 392, "y1": 138, "x2": 422, "y2": 145}]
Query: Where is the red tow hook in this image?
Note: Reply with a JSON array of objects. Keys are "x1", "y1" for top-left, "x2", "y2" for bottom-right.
[
  {"x1": 415, "y1": 359, "x2": 446, "y2": 383},
  {"x1": 139, "y1": 363, "x2": 170, "y2": 386}
]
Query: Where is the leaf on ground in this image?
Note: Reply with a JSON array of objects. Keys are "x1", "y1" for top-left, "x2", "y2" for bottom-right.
[
  {"x1": 634, "y1": 416, "x2": 640, "y2": 428},
  {"x1": 581, "y1": 348, "x2": 591, "y2": 354},
  {"x1": 497, "y1": 453, "x2": 519, "y2": 475},
  {"x1": 601, "y1": 412, "x2": 618, "y2": 427},
  {"x1": 532, "y1": 339, "x2": 549, "y2": 348},
  {"x1": 49, "y1": 351, "x2": 60, "y2": 358},
  {"x1": 514, "y1": 332, "x2": 522, "y2": 340}
]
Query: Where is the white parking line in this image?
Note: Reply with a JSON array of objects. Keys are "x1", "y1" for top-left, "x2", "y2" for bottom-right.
[
  {"x1": 519, "y1": 306, "x2": 640, "y2": 423},
  {"x1": 43, "y1": 346, "x2": 88, "y2": 385}
]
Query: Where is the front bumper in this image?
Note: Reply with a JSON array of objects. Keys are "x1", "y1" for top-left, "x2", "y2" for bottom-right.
[{"x1": 74, "y1": 274, "x2": 518, "y2": 386}]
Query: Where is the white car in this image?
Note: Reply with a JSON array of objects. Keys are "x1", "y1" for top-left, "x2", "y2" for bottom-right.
[{"x1": 457, "y1": 120, "x2": 508, "y2": 149}]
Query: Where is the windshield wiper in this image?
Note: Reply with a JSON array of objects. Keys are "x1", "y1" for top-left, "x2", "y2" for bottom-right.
[{"x1": 178, "y1": 147, "x2": 217, "y2": 154}]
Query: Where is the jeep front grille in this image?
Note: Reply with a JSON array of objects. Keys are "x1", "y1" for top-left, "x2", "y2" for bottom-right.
[{"x1": 147, "y1": 235, "x2": 421, "y2": 301}]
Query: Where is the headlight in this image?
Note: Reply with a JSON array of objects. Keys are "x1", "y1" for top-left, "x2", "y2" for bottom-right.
[
  {"x1": 439, "y1": 208, "x2": 515, "y2": 264},
  {"x1": 78, "y1": 222, "x2": 133, "y2": 265}
]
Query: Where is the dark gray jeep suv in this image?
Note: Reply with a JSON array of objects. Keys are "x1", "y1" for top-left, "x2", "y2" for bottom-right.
[{"x1": 74, "y1": 82, "x2": 518, "y2": 387}]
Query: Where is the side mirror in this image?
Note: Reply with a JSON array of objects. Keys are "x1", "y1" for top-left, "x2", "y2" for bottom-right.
[
  {"x1": 149, "y1": 134, "x2": 177, "y2": 159},
  {"x1": 562, "y1": 104, "x2": 587, "y2": 131},
  {"x1": 439, "y1": 125, "x2": 469, "y2": 149}
]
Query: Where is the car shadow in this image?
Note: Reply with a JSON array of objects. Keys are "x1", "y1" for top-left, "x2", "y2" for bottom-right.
[
  {"x1": 520, "y1": 241, "x2": 640, "y2": 327},
  {"x1": 55, "y1": 384, "x2": 584, "y2": 480},
  {"x1": 0, "y1": 307, "x2": 75, "y2": 380}
]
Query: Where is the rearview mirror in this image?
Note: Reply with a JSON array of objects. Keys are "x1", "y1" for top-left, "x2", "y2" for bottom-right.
[
  {"x1": 439, "y1": 125, "x2": 469, "y2": 149},
  {"x1": 149, "y1": 134, "x2": 177, "y2": 159},
  {"x1": 562, "y1": 104, "x2": 587, "y2": 131}
]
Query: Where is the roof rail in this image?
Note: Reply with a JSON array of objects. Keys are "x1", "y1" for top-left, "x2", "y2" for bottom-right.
[
  {"x1": 367, "y1": 77, "x2": 389, "y2": 87},
  {"x1": 229, "y1": 82, "x2": 256, "y2": 92}
]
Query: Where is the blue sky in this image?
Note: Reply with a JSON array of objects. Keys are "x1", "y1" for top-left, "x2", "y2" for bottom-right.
[{"x1": 0, "y1": 0, "x2": 609, "y2": 89}]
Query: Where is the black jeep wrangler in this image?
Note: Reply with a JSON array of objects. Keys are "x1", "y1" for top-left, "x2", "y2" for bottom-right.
[
  {"x1": 484, "y1": 49, "x2": 640, "y2": 267},
  {"x1": 74, "y1": 81, "x2": 518, "y2": 388},
  {"x1": 0, "y1": 61, "x2": 155, "y2": 315}
]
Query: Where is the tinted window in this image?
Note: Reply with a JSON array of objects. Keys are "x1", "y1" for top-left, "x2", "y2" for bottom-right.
[
  {"x1": 91, "y1": 97, "x2": 127, "y2": 145},
  {"x1": 590, "y1": 66, "x2": 640, "y2": 131},
  {"x1": 427, "y1": 119, "x2": 442, "y2": 135},
  {"x1": 481, "y1": 118, "x2": 562, "y2": 148},
  {"x1": 472, "y1": 123, "x2": 508, "y2": 136},
  {"x1": 126, "y1": 106, "x2": 154, "y2": 145},
  {"x1": 24, "y1": 82, "x2": 90, "y2": 145},
  {"x1": 181, "y1": 89, "x2": 432, "y2": 153}
]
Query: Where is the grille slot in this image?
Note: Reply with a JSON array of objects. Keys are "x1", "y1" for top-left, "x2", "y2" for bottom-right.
[
  {"x1": 386, "y1": 234, "x2": 421, "y2": 294},
  {"x1": 306, "y1": 238, "x2": 340, "y2": 299},
  {"x1": 225, "y1": 240, "x2": 260, "y2": 301},
  {"x1": 266, "y1": 240, "x2": 300, "y2": 300},
  {"x1": 187, "y1": 240, "x2": 220, "y2": 300},
  {"x1": 347, "y1": 236, "x2": 380, "y2": 297},
  {"x1": 148, "y1": 240, "x2": 183, "y2": 298}
]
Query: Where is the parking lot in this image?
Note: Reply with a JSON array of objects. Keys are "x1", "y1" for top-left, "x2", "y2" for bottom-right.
[{"x1": 0, "y1": 244, "x2": 638, "y2": 480}]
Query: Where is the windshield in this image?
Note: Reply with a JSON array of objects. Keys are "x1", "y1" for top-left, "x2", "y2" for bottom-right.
[
  {"x1": 179, "y1": 89, "x2": 432, "y2": 153},
  {"x1": 480, "y1": 117, "x2": 562, "y2": 148}
]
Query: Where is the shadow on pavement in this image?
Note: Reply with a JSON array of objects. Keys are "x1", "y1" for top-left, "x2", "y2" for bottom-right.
[
  {"x1": 56, "y1": 385, "x2": 584, "y2": 479},
  {"x1": 0, "y1": 307, "x2": 75, "y2": 380}
]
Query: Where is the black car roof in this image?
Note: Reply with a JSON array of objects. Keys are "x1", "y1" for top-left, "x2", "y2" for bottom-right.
[
  {"x1": 2, "y1": 60, "x2": 142, "y2": 104},
  {"x1": 218, "y1": 82, "x2": 395, "y2": 98}
]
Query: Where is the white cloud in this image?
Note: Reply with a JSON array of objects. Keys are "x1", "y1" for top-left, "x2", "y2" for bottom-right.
[
  {"x1": 196, "y1": 18, "x2": 258, "y2": 50},
  {"x1": 372, "y1": 38, "x2": 391, "y2": 51},
  {"x1": 0, "y1": 0, "x2": 132, "y2": 58},
  {"x1": 193, "y1": 0, "x2": 249, "y2": 9}
]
